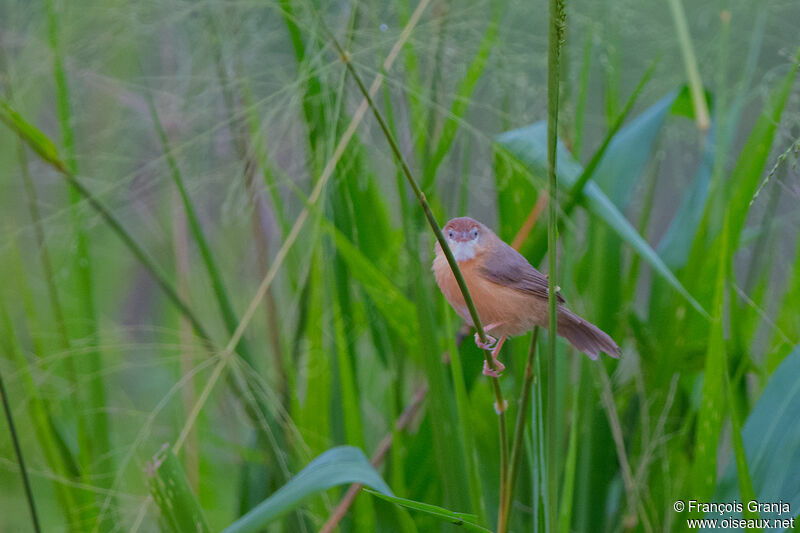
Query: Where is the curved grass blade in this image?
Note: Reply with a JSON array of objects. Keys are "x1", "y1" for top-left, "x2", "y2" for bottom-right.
[
  {"x1": 147, "y1": 445, "x2": 210, "y2": 533},
  {"x1": 364, "y1": 490, "x2": 491, "y2": 532},
  {"x1": 221, "y1": 447, "x2": 392, "y2": 533},
  {"x1": 0, "y1": 316, "x2": 42, "y2": 533}
]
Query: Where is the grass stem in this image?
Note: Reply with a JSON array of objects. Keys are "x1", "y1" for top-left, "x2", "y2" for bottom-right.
[
  {"x1": 666, "y1": 0, "x2": 711, "y2": 131},
  {"x1": 318, "y1": 15, "x2": 510, "y2": 528},
  {"x1": 546, "y1": 1, "x2": 566, "y2": 532},
  {"x1": 0, "y1": 367, "x2": 41, "y2": 533},
  {"x1": 499, "y1": 328, "x2": 540, "y2": 530}
]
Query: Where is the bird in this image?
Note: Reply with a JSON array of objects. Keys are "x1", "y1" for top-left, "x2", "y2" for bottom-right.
[{"x1": 433, "y1": 216, "x2": 620, "y2": 377}]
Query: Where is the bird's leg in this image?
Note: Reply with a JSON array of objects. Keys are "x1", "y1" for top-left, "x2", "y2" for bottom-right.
[
  {"x1": 491, "y1": 336, "x2": 507, "y2": 373},
  {"x1": 473, "y1": 322, "x2": 502, "y2": 350}
]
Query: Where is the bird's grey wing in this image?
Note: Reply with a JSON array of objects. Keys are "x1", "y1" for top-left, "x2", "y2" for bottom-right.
[{"x1": 479, "y1": 241, "x2": 565, "y2": 303}]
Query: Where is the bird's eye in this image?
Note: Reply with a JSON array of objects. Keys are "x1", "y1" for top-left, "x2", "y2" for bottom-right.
[
  {"x1": 471, "y1": 228, "x2": 479, "y2": 238},
  {"x1": 448, "y1": 230, "x2": 454, "y2": 238}
]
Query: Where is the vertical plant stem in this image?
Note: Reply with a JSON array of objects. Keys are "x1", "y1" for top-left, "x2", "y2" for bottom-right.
[
  {"x1": 0, "y1": 40, "x2": 72, "y2": 359},
  {"x1": 316, "y1": 13, "x2": 509, "y2": 523},
  {"x1": 145, "y1": 89, "x2": 258, "y2": 366},
  {"x1": 44, "y1": 0, "x2": 111, "y2": 524},
  {"x1": 444, "y1": 311, "x2": 487, "y2": 523},
  {"x1": 573, "y1": 29, "x2": 593, "y2": 159},
  {"x1": 500, "y1": 328, "x2": 540, "y2": 530},
  {"x1": 0, "y1": 366, "x2": 41, "y2": 533},
  {"x1": 171, "y1": 190, "x2": 199, "y2": 491},
  {"x1": 666, "y1": 0, "x2": 711, "y2": 131},
  {"x1": 546, "y1": 1, "x2": 566, "y2": 532},
  {"x1": 557, "y1": 356, "x2": 582, "y2": 533}
]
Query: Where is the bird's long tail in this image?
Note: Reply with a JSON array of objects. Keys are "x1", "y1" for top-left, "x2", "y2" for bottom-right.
[{"x1": 556, "y1": 307, "x2": 620, "y2": 360}]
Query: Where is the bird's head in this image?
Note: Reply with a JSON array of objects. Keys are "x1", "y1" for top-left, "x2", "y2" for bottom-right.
[{"x1": 442, "y1": 217, "x2": 491, "y2": 262}]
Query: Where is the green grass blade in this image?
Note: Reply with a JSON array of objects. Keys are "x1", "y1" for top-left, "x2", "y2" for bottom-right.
[
  {"x1": 572, "y1": 30, "x2": 593, "y2": 159},
  {"x1": 44, "y1": 2, "x2": 110, "y2": 509},
  {"x1": 565, "y1": 60, "x2": 659, "y2": 211},
  {"x1": 0, "y1": 100, "x2": 213, "y2": 342},
  {"x1": 222, "y1": 447, "x2": 392, "y2": 533},
  {"x1": 321, "y1": 219, "x2": 418, "y2": 346},
  {"x1": 557, "y1": 362, "x2": 581, "y2": 533},
  {"x1": 0, "y1": 322, "x2": 42, "y2": 533},
  {"x1": 691, "y1": 215, "x2": 729, "y2": 507},
  {"x1": 145, "y1": 91, "x2": 257, "y2": 366},
  {"x1": 147, "y1": 445, "x2": 211, "y2": 533},
  {"x1": 769, "y1": 234, "x2": 800, "y2": 370},
  {"x1": 666, "y1": 0, "x2": 710, "y2": 131},
  {"x1": 0, "y1": 303, "x2": 80, "y2": 528},
  {"x1": 544, "y1": 3, "x2": 566, "y2": 532},
  {"x1": 364, "y1": 489, "x2": 492, "y2": 533},
  {"x1": 0, "y1": 100, "x2": 64, "y2": 171},
  {"x1": 723, "y1": 365, "x2": 760, "y2": 529},
  {"x1": 443, "y1": 311, "x2": 486, "y2": 524},
  {"x1": 725, "y1": 48, "x2": 799, "y2": 244},
  {"x1": 422, "y1": 2, "x2": 502, "y2": 191}
]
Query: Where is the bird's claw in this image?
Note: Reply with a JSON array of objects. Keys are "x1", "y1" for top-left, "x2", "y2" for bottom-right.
[
  {"x1": 494, "y1": 400, "x2": 509, "y2": 414},
  {"x1": 474, "y1": 332, "x2": 497, "y2": 350},
  {"x1": 482, "y1": 359, "x2": 505, "y2": 378}
]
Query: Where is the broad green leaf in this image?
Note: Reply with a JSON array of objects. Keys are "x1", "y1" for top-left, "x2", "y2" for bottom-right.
[
  {"x1": 705, "y1": 346, "x2": 800, "y2": 530},
  {"x1": 364, "y1": 489, "x2": 492, "y2": 532},
  {"x1": 221, "y1": 446, "x2": 392, "y2": 533},
  {"x1": 495, "y1": 121, "x2": 707, "y2": 317},
  {"x1": 147, "y1": 445, "x2": 210, "y2": 533}
]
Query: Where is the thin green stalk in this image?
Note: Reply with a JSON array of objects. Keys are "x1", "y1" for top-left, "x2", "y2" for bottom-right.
[
  {"x1": 666, "y1": 0, "x2": 710, "y2": 131},
  {"x1": 145, "y1": 90, "x2": 257, "y2": 365},
  {"x1": 0, "y1": 101, "x2": 217, "y2": 345},
  {"x1": 0, "y1": 363, "x2": 41, "y2": 533},
  {"x1": 545, "y1": 2, "x2": 566, "y2": 533},
  {"x1": 529, "y1": 59, "x2": 656, "y2": 260},
  {"x1": 723, "y1": 346, "x2": 760, "y2": 527},
  {"x1": 500, "y1": 328, "x2": 540, "y2": 529},
  {"x1": 422, "y1": 1, "x2": 503, "y2": 192},
  {"x1": 0, "y1": 104, "x2": 292, "y2": 509},
  {"x1": 1, "y1": 293, "x2": 80, "y2": 529},
  {"x1": 44, "y1": 1, "x2": 111, "y2": 522},
  {"x1": 573, "y1": 30, "x2": 593, "y2": 159},
  {"x1": 458, "y1": 135, "x2": 472, "y2": 216},
  {"x1": 423, "y1": 0, "x2": 450, "y2": 169},
  {"x1": 444, "y1": 311, "x2": 487, "y2": 523},
  {"x1": 557, "y1": 357, "x2": 582, "y2": 533},
  {"x1": 0, "y1": 41, "x2": 71, "y2": 358},
  {"x1": 625, "y1": 147, "x2": 663, "y2": 300},
  {"x1": 564, "y1": 59, "x2": 658, "y2": 213},
  {"x1": 317, "y1": 14, "x2": 510, "y2": 520}
]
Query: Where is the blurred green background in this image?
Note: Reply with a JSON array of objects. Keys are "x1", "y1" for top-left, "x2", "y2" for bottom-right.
[{"x1": 1, "y1": 0, "x2": 799, "y2": 531}]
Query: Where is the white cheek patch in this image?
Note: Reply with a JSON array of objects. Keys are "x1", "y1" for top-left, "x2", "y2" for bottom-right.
[{"x1": 449, "y1": 240, "x2": 476, "y2": 262}]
